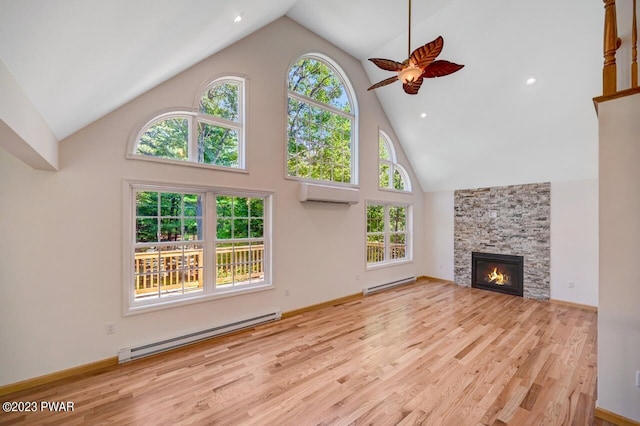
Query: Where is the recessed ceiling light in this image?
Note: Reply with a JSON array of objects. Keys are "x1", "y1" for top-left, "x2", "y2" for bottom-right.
[
  {"x1": 234, "y1": 14, "x2": 243, "y2": 23},
  {"x1": 421, "y1": 112, "x2": 427, "y2": 118},
  {"x1": 525, "y1": 76, "x2": 538, "y2": 86}
]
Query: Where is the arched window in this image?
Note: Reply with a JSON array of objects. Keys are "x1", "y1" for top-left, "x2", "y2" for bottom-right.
[
  {"x1": 287, "y1": 54, "x2": 357, "y2": 184},
  {"x1": 379, "y1": 130, "x2": 411, "y2": 192},
  {"x1": 131, "y1": 77, "x2": 245, "y2": 169}
]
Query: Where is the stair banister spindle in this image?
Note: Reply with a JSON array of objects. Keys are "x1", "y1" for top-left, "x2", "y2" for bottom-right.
[
  {"x1": 603, "y1": 0, "x2": 619, "y2": 95},
  {"x1": 633, "y1": 0, "x2": 638, "y2": 87}
]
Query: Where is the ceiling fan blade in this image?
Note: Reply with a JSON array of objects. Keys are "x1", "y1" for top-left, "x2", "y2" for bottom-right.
[
  {"x1": 368, "y1": 76, "x2": 399, "y2": 91},
  {"x1": 410, "y1": 36, "x2": 444, "y2": 69},
  {"x1": 368, "y1": 58, "x2": 404, "y2": 72},
  {"x1": 403, "y1": 77, "x2": 423, "y2": 95},
  {"x1": 422, "y1": 60, "x2": 465, "y2": 78}
]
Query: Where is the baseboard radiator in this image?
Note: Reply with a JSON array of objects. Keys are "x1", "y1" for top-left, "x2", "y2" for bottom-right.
[
  {"x1": 362, "y1": 277, "x2": 416, "y2": 296},
  {"x1": 118, "y1": 311, "x2": 282, "y2": 363}
]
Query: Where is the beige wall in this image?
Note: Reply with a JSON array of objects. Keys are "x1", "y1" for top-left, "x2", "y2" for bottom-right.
[
  {"x1": 0, "y1": 17, "x2": 424, "y2": 386},
  {"x1": 550, "y1": 179, "x2": 599, "y2": 306},
  {"x1": 422, "y1": 180, "x2": 599, "y2": 307},
  {"x1": 423, "y1": 191, "x2": 455, "y2": 281},
  {"x1": 598, "y1": 93, "x2": 640, "y2": 421}
]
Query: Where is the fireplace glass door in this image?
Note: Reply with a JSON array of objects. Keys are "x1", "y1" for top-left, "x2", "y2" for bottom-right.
[{"x1": 471, "y1": 252, "x2": 524, "y2": 297}]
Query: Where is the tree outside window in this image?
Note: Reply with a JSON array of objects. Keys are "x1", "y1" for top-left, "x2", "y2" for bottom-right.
[
  {"x1": 132, "y1": 77, "x2": 245, "y2": 170},
  {"x1": 287, "y1": 55, "x2": 356, "y2": 184}
]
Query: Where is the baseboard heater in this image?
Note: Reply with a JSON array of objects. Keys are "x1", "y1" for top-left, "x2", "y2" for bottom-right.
[
  {"x1": 118, "y1": 311, "x2": 281, "y2": 363},
  {"x1": 362, "y1": 276, "x2": 416, "y2": 296}
]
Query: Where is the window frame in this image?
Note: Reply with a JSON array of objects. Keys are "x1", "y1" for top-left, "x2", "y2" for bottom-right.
[
  {"x1": 365, "y1": 201, "x2": 413, "y2": 270},
  {"x1": 128, "y1": 76, "x2": 247, "y2": 172},
  {"x1": 122, "y1": 180, "x2": 273, "y2": 316},
  {"x1": 378, "y1": 130, "x2": 411, "y2": 193},
  {"x1": 285, "y1": 53, "x2": 359, "y2": 187}
]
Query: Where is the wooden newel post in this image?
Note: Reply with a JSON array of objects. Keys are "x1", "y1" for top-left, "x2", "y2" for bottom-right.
[
  {"x1": 633, "y1": 0, "x2": 638, "y2": 88},
  {"x1": 603, "y1": 0, "x2": 619, "y2": 95}
]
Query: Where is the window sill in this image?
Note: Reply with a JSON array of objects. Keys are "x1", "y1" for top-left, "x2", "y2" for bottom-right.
[
  {"x1": 378, "y1": 187, "x2": 413, "y2": 195},
  {"x1": 127, "y1": 154, "x2": 249, "y2": 174},
  {"x1": 284, "y1": 175, "x2": 359, "y2": 189},
  {"x1": 366, "y1": 259, "x2": 413, "y2": 271},
  {"x1": 124, "y1": 283, "x2": 275, "y2": 316}
]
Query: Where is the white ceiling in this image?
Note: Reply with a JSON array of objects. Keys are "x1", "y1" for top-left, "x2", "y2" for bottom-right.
[{"x1": 0, "y1": 0, "x2": 602, "y2": 191}]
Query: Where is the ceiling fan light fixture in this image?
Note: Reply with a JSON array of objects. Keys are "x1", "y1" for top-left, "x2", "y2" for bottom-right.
[
  {"x1": 399, "y1": 64, "x2": 423, "y2": 84},
  {"x1": 366, "y1": 0, "x2": 464, "y2": 94}
]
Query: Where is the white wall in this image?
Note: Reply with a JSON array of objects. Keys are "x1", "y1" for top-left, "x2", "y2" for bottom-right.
[
  {"x1": 423, "y1": 181, "x2": 599, "y2": 307},
  {"x1": 0, "y1": 17, "x2": 424, "y2": 386},
  {"x1": 598, "y1": 93, "x2": 640, "y2": 421},
  {"x1": 0, "y1": 59, "x2": 58, "y2": 170},
  {"x1": 422, "y1": 191, "x2": 454, "y2": 280},
  {"x1": 550, "y1": 179, "x2": 599, "y2": 306}
]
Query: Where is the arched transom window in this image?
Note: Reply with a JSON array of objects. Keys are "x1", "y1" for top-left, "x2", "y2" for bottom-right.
[
  {"x1": 379, "y1": 130, "x2": 411, "y2": 192},
  {"x1": 287, "y1": 55, "x2": 357, "y2": 184},
  {"x1": 132, "y1": 77, "x2": 245, "y2": 169}
]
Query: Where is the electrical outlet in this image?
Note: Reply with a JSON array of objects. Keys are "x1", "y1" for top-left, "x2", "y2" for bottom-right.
[
  {"x1": 355, "y1": 274, "x2": 360, "y2": 281},
  {"x1": 568, "y1": 281, "x2": 575, "y2": 289},
  {"x1": 636, "y1": 370, "x2": 640, "y2": 388},
  {"x1": 285, "y1": 288, "x2": 290, "y2": 296},
  {"x1": 106, "y1": 322, "x2": 115, "y2": 335}
]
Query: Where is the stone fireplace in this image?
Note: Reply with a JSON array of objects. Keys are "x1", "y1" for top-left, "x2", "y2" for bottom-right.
[{"x1": 454, "y1": 183, "x2": 550, "y2": 300}]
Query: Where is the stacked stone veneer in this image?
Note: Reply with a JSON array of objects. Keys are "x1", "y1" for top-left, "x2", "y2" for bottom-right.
[{"x1": 454, "y1": 183, "x2": 550, "y2": 300}]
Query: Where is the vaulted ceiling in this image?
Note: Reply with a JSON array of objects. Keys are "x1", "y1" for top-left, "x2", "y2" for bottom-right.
[{"x1": 0, "y1": 0, "x2": 602, "y2": 191}]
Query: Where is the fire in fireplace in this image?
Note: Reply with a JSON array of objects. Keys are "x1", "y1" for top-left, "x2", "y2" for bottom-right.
[{"x1": 471, "y1": 252, "x2": 524, "y2": 297}]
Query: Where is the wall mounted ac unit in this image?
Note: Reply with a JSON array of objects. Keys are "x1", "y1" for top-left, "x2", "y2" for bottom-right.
[{"x1": 299, "y1": 182, "x2": 359, "y2": 204}]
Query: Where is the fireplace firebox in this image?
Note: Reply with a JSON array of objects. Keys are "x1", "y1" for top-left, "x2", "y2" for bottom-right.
[{"x1": 471, "y1": 252, "x2": 524, "y2": 297}]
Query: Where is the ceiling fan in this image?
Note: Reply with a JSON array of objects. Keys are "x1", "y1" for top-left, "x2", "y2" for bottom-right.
[{"x1": 367, "y1": 0, "x2": 464, "y2": 95}]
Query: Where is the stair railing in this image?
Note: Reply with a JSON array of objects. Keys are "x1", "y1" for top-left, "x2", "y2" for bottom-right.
[{"x1": 602, "y1": 0, "x2": 639, "y2": 96}]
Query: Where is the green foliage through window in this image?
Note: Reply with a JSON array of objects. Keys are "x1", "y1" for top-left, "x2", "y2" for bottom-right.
[
  {"x1": 287, "y1": 56, "x2": 355, "y2": 184},
  {"x1": 134, "y1": 190, "x2": 205, "y2": 300},
  {"x1": 137, "y1": 118, "x2": 189, "y2": 161},
  {"x1": 131, "y1": 186, "x2": 270, "y2": 304},
  {"x1": 366, "y1": 202, "x2": 410, "y2": 265},
  {"x1": 134, "y1": 78, "x2": 244, "y2": 169},
  {"x1": 379, "y1": 131, "x2": 410, "y2": 192}
]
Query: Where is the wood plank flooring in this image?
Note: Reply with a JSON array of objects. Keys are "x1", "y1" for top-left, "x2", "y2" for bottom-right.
[{"x1": 0, "y1": 279, "x2": 598, "y2": 425}]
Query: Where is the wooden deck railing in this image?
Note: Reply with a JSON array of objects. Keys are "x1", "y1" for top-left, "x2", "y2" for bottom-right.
[
  {"x1": 134, "y1": 245, "x2": 265, "y2": 297},
  {"x1": 136, "y1": 242, "x2": 408, "y2": 297},
  {"x1": 601, "y1": 0, "x2": 639, "y2": 95},
  {"x1": 366, "y1": 242, "x2": 407, "y2": 264}
]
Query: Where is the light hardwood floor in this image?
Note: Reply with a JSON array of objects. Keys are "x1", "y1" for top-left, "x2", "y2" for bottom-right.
[{"x1": 0, "y1": 279, "x2": 598, "y2": 425}]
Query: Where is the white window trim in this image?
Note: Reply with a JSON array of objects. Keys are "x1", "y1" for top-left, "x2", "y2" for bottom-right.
[
  {"x1": 365, "y1": 201, "x2": 413, "y2": 270},
  {"x1": 285, "y1": 53, "x2": 359, "y2": 186},
  {"x1": 127, "y1": 76, "x2": 247, "y2": 170},
  {"x1": 378, "y1": 130, "x2": 412, "y2": 193},
  {"x1": 122, "y1": 180, "x2": 273, "y2": 316}
]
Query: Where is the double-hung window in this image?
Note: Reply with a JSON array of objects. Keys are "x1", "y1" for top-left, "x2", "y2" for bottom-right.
[
  {"x1": 366, "y1": 202, "x2": 412, "y2": 267},
  {"x1": 125, "y1": 182, "x2": 271, "y2": 314}
]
